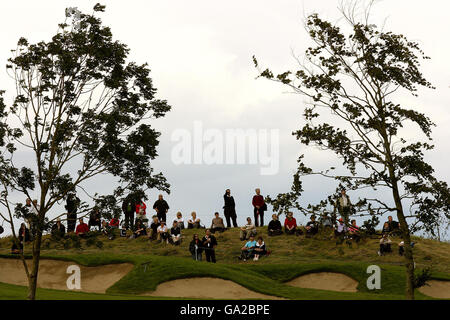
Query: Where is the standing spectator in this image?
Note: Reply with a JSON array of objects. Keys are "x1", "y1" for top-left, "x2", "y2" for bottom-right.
[
  {"x1": 88, "y1": 208, "x2": 101, "y2": 231},
  {"x1": 135, "y1": 199, "x2": 147, "y2": 225},
  {"x1": 51, "y1": 218, "x2": 66, "y2": 239},
  {"x1": 153, "y1": 194, "x2": 169, "y2": 223},
  {"x1": 240, "y1": 217, "x2": 257, "y2": 241},
  {"x1": 157, "y1": 221, "x2": 170, "y2": 243},
  {"x1": 11, "y1": 223, "x2": 30, "y2": 254},
  {"x1": 382, "y1": 221, "x2": 391, "y2": 235},
  {"x1": 170, "y1": 221, "x2": 182, "y2": 245},
  {"x1": 253, "y1": 237, "x2": 267, "y2": 261},
  {"x1": 386, "y1": 216, "x2": 400, "y2": 235},
  {"x1": 252, "y1": 188, "x2": 267, "y2": 227},
  {"x1": 223, "y1": 189, "x2": 238, "y2": 228},
  {"x1": 187, "y1": 211, "x2": 201, "y2": 229},
  {"x1": 335, "y1": 189, "x2": 352, "y2": 224},
  {"x1": 210, "y1": 212, "x2": 226, "y2": 233},
  {"x1": 24, "y1": 198, "x2": 33, "y2": 229},
  {"x1": 305, "y1": 215, "x2": 319, "y2": 236},
  {"x1": 284, "y1": 212, "x2": 301, "y2": 235},
  {"x1": 65, "y1": 193, "x2": 80, "y2": 233},
  {"x1": 189, "y1": 234, "x2": 203, "y2": 261},
  {"x1": 122, "y1": 195, "x2": 136, "y2": 230},
  {"x1": 176, "y1": 212, "x2": 185, "y2": 229},
  {"x1": 239, "y1": 235, "x2": 257, "y2": 261},
  {"x1": 202, "y1": 229, "x2": 218, "y2": 263},
  {"x1": 148, "y1": 215, "x2": 160, "y2": 240},
  {"x1": 268, "y1": 214, "x2": 283, "y2": 236},
  {"x1": 75, "y1": 218, "x2": 89, "y2": 237}
]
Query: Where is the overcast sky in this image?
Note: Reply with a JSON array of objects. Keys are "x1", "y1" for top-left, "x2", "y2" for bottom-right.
[{"x1": 0, "y1": 0, "x2": 449, "y2": 236}]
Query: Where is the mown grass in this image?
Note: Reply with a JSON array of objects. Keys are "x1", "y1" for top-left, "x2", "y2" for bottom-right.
[{"x1": 0, "y1": 226, "x2": 449, "y2": 300}]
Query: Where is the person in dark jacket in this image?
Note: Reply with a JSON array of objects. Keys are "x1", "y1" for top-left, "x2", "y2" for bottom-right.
[
  {"x1": 11, "y1": 223, "x2": 30, "y2": 253},
  {"x1": 88, "y1": 208, "x2": 102, "y2": 231},
  {"x1": 148, "y1": 215, "x2": 160, "y2": 240},
  {"x1": 189, "y1": 234, "x2": 203, "y2": 261},
  {"x1": 202, "y1": 229, "x2": 218, "y2": 263},
  {"x1": 386, "y1": 216, "x2": 400, "y2": 235},
  {"x1": 268, "y1": 214, "x2": 283, "y2": 236},
  {"x1": 223, "y1": 189, "x2": 238, "y2": 228},
  {"x1": 252, "y1": 188, "x2": 267, "y2": 227},
  {"x1": 132, "y1": 220, "x2": 147, "y2": 238},
  {"x1": 253, "y1": 236, "x2": 267, "y2": 261},
  {"x1": 153, "y1": 194, "x2": 169, "y2": 223},
  {"x1": 51, "y1": 218, "x2": 66, "y2": 239},
  {"x1": 122, "y1": 196, "x2": 136, "y2": 230},
  {"x1": 305, "y1": 215, "x2": 319, "y2": 236},
  {"x1": 65, "y1": 193, "x2": 80, "y2": 233},
  {"x1": 170, "y1": 221, "x2": 182, "y2": 245}
]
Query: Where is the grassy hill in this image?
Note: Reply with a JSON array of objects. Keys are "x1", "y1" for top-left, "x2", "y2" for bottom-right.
[{"x1": 0, "y1": 226, "x2": 449, "y2": 300}]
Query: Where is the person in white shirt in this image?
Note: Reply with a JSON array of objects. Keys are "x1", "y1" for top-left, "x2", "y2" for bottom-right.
[
  {"x1": 187, "y1": 211, "x2": 201, "y2": 229},
  {"x1": 157, "y1": 221, "x2": 169, "y2": 243},
  {"x1": 240, "y1": 217, "x2": 257, "y2": 241},
  {"x1": 176, "y1": 212, "x2": 185, "y2": 229}
]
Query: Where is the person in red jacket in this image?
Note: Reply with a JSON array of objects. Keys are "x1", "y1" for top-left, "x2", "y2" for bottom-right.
[
  {"x1": 75, "y1": 218, "x2": 89, "y2": 237},
  {"x1": 135, "y1": 200, "x2": 147, "y2": 225},
  {"x1": 109, "y1": 217, "x2": 120, "y2": 228},
  {"x1": 284, "y1": 212, "x2": 302, "y2": 236},
  {"x1": 252, "y1": 188, "x2": 267, "y2": 227}
]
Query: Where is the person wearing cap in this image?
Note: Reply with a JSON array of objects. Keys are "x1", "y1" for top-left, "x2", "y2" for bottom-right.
[
  {"x1": 305, "y1": 215, "x2": 319, "y2": 236},
  {"x1": 334, "y1": 218, "x2": 348, "y2": 238},
  {"x1": 51, "y1": 218, "x2": 66, "y2": 239},
  {"x1": 239, "y1": 235, "x2": 257, "y2": 261},
  {"x1": 157, "y1": 221, "x2": 170, "y2": 243},
  {"x1": 284, "y1": 212, "x2": 301, "y2": 235},
  {"x1": 170, "y1": 220, "x2": 182, "y2": 245},
  {"x1": 268, "y1": 214, "x2": 283, "y2": 236}
]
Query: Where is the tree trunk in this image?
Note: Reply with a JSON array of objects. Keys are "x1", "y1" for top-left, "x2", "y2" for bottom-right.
[{"x1": 27, "y1": 231, "x2": 42, "y2": 300}]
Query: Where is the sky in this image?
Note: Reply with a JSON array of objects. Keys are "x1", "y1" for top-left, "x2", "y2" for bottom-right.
[{"x1": 0, "y1": 0, "x2": 449, "y2": 237}]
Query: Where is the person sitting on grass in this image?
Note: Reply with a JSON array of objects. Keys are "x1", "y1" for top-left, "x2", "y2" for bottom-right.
[
  {"x1": 148, "y1": 215, "x2": 159, "y2": 240},
  {"x1": 382, "y1": 221, "x2": 391, "y2": 235},
  {"x1": 239, "y1": 235, "x2": 257, "y2": 261},
  {"x1": 348, "y1": 219, "x2": 361, "y2": 242},
  {"x1": 157, "y1": 221, "x2": 170, "y2": 244},
  {"x1": 305, "y1": 215, "x2": 319, "y2": 236},
  {"x1": 170, "y1": 220, "x2": 182, "y2": 245},
  {"x1": 321, "y1": 212, "x2": 333, "y2": 229},
  {"x1": 240, "y1": 217, "x2": 257, "y2": 241},
  {"x1": 51, "y1": 218, "x2": 66, "y2": 239},
  {"x1": 109, "y1": 217, "x2": 120, "y2": 229},
  {"x1": 334, "y1": 218, "x2": 348, "y2": 238},
  {"x1": 253, "y1": 236, "x2": 267, "y2": 261},
  {"x1": 176, "y1": 212, "x2": 185, "y2": 229},
  {"x1": 132, "y1": 220, "x2": 147, "y2": 239},
  {"x1": 88, "y1": 208, "x2": 101, "y2": 231},
  {"x1": 189, "y1": 234, "x2": 203, "y2": 261},
  {"x1": 75, "y1": 218, "x2": 89, "y2": 238},
  {"x1": 387, "y1": 216, "x2": 400, "y2": 236},
  {"x1": 11, "y1": 223, "x2": 30, "y2": 254},
  {"x1": 378, "y1": 233, "x2": 392, "y2": 256},
  {"x1": 268, "y1": 214, "x2": 283, "y2": 236},
  {"x1": 284, "y1": 212, "x2": 301, "y2": 235},
  {"x1": 187, "y1": 211, "x2": 202, "y2": 229},
  {"x1": 211, "y1": 212, "x2": 226, "y2": 234},
  {"x1": 101, "y1": 220, "x2": 115, "y2": 240}
]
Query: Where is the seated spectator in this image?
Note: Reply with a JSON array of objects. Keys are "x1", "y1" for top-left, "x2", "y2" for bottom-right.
[
  {"x1": 253, "y1": 236, "x2": 267, "y2": 261},
  {"x1": 284, "y1": 212, "x2": 301, "y2": 235},
  {"x1": 109, "y1": 217, "x2": 120, "y2": 229},
  {"x1": 211, "y1": 212, "x2": 226, "y2": 233},
  {"x1": 398, "y1": 241, "x2": 415, "y2": 256},
  {"x1": 387, "y1": 216, "x2": 400, "y2": 235},
  {"x1": 268, "y1": 214, "x2": 283, "y2": 236},
  {"x1": 239, "y1": 235, "x2": 257, "y2": 261},
  {"x1": 75, "y1": 218, "x2": 89, "y2": 237},
  {"x1": 11, "y1": 223, "x2": 30, "y2": 254},
  {"x1": 157, "y1": 221, "x2": 170, "y2": 243},
  {"x1": 51, "y1": 218, "x2": 66, "y2": 239},
  {"x1": 321, "y1": 212, "x2": 333, "y2": 228},
  {"x1": 348, "y1": 219, "x2": 360, "y2": 242},
  {"x1": 240, "y1": 217, "x2": 257, "y2": 241},
  {"x1": 101, "y1": 220, "x2": 115, "y2": 240},
  {"x1": 170, "y1": 221, "x2": 182, "y2": 245},
  {"x1": 187, "y1": 211, "x2": 202, "y2": 229},
  {"x1": 148, "y1": 215, "x2": 160, "y2": 240},
  {"x1": 132, "y1": 220, "x2": 147, "y2": 239},
  {"x1": 334, "y1": 218, "x2": 348, "y2": 238},
  {"x1": 382, "y1": 222, "x2": 391, "y2": 235},
  {"x1": 189, "y1": 234, "x2": 203, "y2": 261},
  {"x1": 176, "y1": 212, "x2": 185, "y2": 229},
  {"x1": 88, "y1": 208, "x2": 101, "y2": 231},
  {"x1": 305, "y1": 215, "x2": 319, "y2": 236},
  {"x1": 378, "y1": 234, "x2": 392, "y2": 256}
]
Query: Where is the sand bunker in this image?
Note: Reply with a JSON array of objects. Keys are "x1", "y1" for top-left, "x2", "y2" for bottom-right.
[
  {"x1": 144, "y1": 277, "x2": 283, "y2": 300},
  {"x1": 418, "y1": 280, "x2": 450, "y2": 299},
  {"x1": 287, "y1": 272, "x2": 358, "y2": 293},
  {"x1": 0, "y1": 258, "x2": 133, "y2": 293}
]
